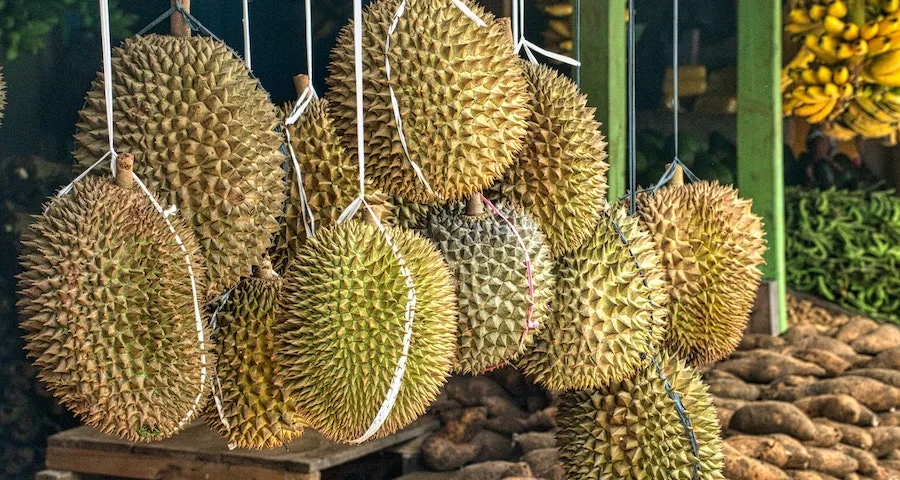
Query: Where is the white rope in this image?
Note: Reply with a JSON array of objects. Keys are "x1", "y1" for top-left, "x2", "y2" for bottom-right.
[
  {"x1": 99, "y1": 0, "x2": 118, "y2": 176},
  {"x1": 512, "y1": 0, "x2": 581, "y2": 67},
  {"x1": 284, "y1": 128, "x2": 316, "y2": 238},
  {"x1": 242, "y1": 0, "x2": 252, "y2": 70},
  {"x1": 285, "y1": 0, "x2": 319, "y2": 124},
  {"x1": 353, "y1": 0, "x2": 367, "y2": 200},
  {"x1": 348, "y1": 202, "x2": 417, "y2": 444}
]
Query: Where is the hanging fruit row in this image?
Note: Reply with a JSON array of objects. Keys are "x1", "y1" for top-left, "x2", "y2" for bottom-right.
[
  {"x1": 15, "y1": 0, "x2": 767, "y2": 478},
  {"x1": 782, "y1": 0, "x2": 900, "y2": 140}
]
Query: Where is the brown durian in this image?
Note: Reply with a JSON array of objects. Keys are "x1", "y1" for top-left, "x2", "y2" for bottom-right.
[
  {"x1": 326, "y1": 0, "x2": 532, "y2": 203},
  {"x1": 18, "y1": 155, "x2": 211, "y2": 442},
  {"x1": 72, "y1": 34, "x2": 286, "y2": 295}
]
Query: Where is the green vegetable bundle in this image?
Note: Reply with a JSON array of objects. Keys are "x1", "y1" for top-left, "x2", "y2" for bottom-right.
[{"x1": 786, "y1": 187, "x2": 900, "y2": 322}]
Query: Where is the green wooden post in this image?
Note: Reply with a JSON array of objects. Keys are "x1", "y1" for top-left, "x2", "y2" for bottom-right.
[
  {"x1": 737, "y1": 0, "x2": 788, "y2": 332},
  {"x1": 579, "y1": 2, "x2": 626, "y2": 202}
]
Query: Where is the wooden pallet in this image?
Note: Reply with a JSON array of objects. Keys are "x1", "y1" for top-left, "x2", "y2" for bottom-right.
[{"x1": 40, "y1": 417, "x2": 438, "y2": 480}]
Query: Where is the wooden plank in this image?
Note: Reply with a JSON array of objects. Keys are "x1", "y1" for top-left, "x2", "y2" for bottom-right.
[
  {"x1": 47, "y1": 416, "x2": 439, "y2": 474},
  {"x1": 45, "y1": 447, "x2": 320, "y2": 480},
  {"x1": 737, "y1": 0, "x2": 787, "y2": 332},
  {"x1": 580, "y1": 1, "x2": 627, "y2": 201}
]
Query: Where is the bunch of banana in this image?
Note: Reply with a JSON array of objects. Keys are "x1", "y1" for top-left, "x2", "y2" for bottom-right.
[
  {"x1": 840, "y1": 85, "x2": 900, "y2": 136},
  {"x1": 784, "y1": 63, "x2": 856, "y2": 123},
  {"x1": 787, "y1": 0, "x2": 876, "y2": 64},
  {"x1": 539, "y1": 1, "x2": 574, "y2": 56}
]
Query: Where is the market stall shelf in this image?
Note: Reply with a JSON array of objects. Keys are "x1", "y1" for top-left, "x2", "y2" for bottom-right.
[{"x1": 36, "y1": 417, "x2": 438, "y2": 480}]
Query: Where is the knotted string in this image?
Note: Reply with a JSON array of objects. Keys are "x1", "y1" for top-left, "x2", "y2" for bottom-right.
[{"x1": 513, "y1": 0, "x2": 580, "y2": 66}]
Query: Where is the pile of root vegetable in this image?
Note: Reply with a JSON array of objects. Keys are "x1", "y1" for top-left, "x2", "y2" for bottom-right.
[{"x1": 707, "y1": 315, "x2": 900, "y2": 479}]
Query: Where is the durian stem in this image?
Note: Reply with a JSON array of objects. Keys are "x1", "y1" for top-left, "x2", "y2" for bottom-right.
[
  {"x1": 115, "y1": 154, "x2": 134, "y2": 189},
  {"x1": 665, "y1": 162, "x2": 685, "y2": 188},
  {"x1": 497, "y1": 18, "x2": 514, "y2": 46},
  {"x1": 254, "y1": 258, "x2": 275, "y2": 279},
  {"x1": 170, "y1": 0, "x2": 191, "y2": 38},
  {"x1": 293, "y1": 74, "x2": 310, "y2": 97},
  {"x1": 467, "y1": 194, "x2": 485, "y2": 216}
]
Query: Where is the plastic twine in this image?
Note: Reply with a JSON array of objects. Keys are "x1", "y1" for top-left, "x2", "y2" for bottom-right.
[
  {"x1": 513, "y1": 0, "x2": 580, "y2": 66},
  {"x1": 242, "y1": 0, "x2": 252, "y2": 70},
  {"x1": 479, "y1": 194, "x2": 537, "y2": 373},
  {"x1": 285, "y1": 0, "x2": 319, "y2": 124}
]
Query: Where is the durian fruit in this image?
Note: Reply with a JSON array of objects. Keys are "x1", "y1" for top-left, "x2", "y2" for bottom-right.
[
  {"x1": 326, "y1": 0, "x2": 532, "y2": 204},
  {"x1": 415, "y1": 197, "x2": 555, "y2": 374},
  {"x1": 516, "y1": 206, "x2": 668, "y2": 391},
  {"x1": 206, "y1": 259, "x2": 303, "y2": 449},
  {"x1": 274, "y1": 97, "x2": 388, "y2": 273},
  {"x1": 278, "y1": 219, "x2": 458, "y2": 443},
  {"x1": 493, "y1": 61, "x2": 609, "y2": 257},
  {"x1": 0, "y1": 66, "x2": 6, "y2": 125},
  {"x1": 556, "y1": 352, "x2": 725, "y2": 479},
  {"x1": 72, "y1": 34, "x2": 286, "y2": 295},
  {"x1": 636, "y1": 172, "x2": 766, "y2": 366},
  {"x1": 17, "y1": 154, "x2": 211, "y2": 443},
  {"x1": 387, "y1": 196, "x2": 430, "y2": 230}
]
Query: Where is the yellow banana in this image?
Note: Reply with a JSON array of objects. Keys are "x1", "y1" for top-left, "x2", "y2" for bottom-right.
[
  {"x1": 879, "y1": 16, "x2": 900, "y2": 36},
  {"x1": 868, "y1": 35, "x2": 893, "y2": 54},
  {"x1": 828, "y1": 0, "x2": 849, "y2": 18},
  {"x1": 805, "y1": 85, "x2": 833, "y2": 100},
  {"x1": 852, "y1": 39, "x2": 870, "y2": 56},
  {"x1": 836, "y1": 42, "x2": 856, "y2": 59},
  {"x1": 833, "y1": 65, "x2": 851, "y2": 84},
  {"x1": 861, "y1": 22, "x2": 881, "y2": 40},
  {"x1": 856, "y1": 95, "x2": 897, "y2": 122},
  {"x1": 841, "y1": 82, "x2": 855, "y2": 97},
  {"x1": 865, "y1": 48, "x2": 900, "y2": 78},
  {"x1": 810, "y1": 4, "x2": 828, "y2": 22},
  {"x1": 884, "y1": 0, "x2": 900, "y2": 13},
  {"x1": 845, "y1": 102, "x2": 897, "y2": 137},
  {"x1": 800, "y1": 67, "x2": 828, "y2": 85},
  {"x1": 795, "y1": 98, "x2": 832, "y2": 117},
  {"x1": 825, "y1": 15, "x2": 847, "y2": 36},
  {"x1": 842, "y1": 22, "x2": 860, "y2": 41},
  {"x1": 808, "y1": 97, "x2": 839, "y2": 123},
  {"x1": 789, "y1": 8, "x2": 813, "y2": 25},
  {"x1": 823, "y1": 82, "x2": 841, "y2": 97},
  {"x1": 544, "y1": 3, "x2": 573, "y2": 17}
]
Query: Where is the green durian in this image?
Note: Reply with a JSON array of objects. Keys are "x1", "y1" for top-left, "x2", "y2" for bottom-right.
[
  {"x1": 277, "y1": 220, "x2": 458, "y2": 443},
  {"x1": 415, "y1": 197, "x2": 555, "y2": 374},
  {"x1": 556, "y1": 352, "x2": 725, "y2": 479},
  {"x1": 326, "y1": 0, "x2": 531, "y2": 203},
  {"x1": 72, "y1": 34, "x2": 286, "y2": 295},
  {"x1": 206, "y1": 261, "x2": 304, "y2": 450},
  {"x1": 493, "y1": 61, "x2": 609, "y2": 256},
  {"x1": 18, "y1": 156, "x2": 211, "y2": 442},
  {"x1": 636, "y1": 175, "x2": 766, "y2": 365},
  {"x1": 516, "y1": 206, "x2": 668, "y2": 391}
]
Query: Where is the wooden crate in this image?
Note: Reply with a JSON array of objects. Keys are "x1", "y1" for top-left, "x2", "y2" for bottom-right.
[{"x1": 40, "y1": 417, "x2": 438, "y2": 480}]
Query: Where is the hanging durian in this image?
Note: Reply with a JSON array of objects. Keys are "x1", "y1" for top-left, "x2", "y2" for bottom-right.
[
  {"x1": 326, "y1": 0, "x2": 532, "y2": 204},
  {"x1": 18, "y1": 154, "x2": 212, "y2": 443},
  {"x1": 415, "y1": 196, "x2": 555, "y2": 374},
  {"x1": 556, "y1": 352, "x2": 725, "y2": 479},
  {"x1": 516, "y1": 206, "x2": 668, "y2": 391},
  {"x1": 492, "y1": 61, "x2": 609, "y2": 257},
  {"x1": 0, "y1": 66, "x2": 6, "y2": 125},
  {"x1": 277, "y1": 219, "x2": 458, "y2": 443},
  {"x1": 206, "y1": 259, "x2": 304, "y2": 450},
  {"x1": 636, "y1": 168, "x2": 766, "y2": 366},
  {"x1": 72, "y1": 34, "x2": 286, "y2": 296},
  {"x1": 274, "y1": 93, "x2": 388, "y2": 273}
]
